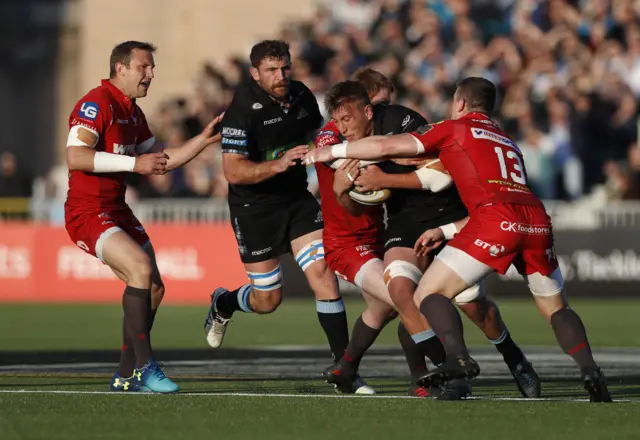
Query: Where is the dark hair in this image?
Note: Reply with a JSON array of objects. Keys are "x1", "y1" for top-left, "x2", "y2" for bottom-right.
[
  {"x1": 324, "y1": 81, "x2": 372, "y2": 115},
  {"x1": 455, "y1": 77, "x2": 497, "y2": 114},
  {"x1": 249, "y1": 40, "x2": 291, "y2": 68},
  {"x1": 352, "y1": 68, "x2": 395, "y2": 99},
  {"x1": 109, "y1": 41, "x2": 156, "y2": 78}
]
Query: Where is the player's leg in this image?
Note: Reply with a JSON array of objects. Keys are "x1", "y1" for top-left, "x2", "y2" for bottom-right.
[
  {"x1": 204, "y1": 211, "x2": 286, "y2": 348},
  {"x1": 521, "y1": 237, "x2": 611, "y2": 402},
  {"x1": 117, "y1": 242, "x2": 165, "y2": 379},
  {"x1": 413, "y1": 245, "x2": 498, "y2": 388},
  {"x1": 323, "y1": 255, "x2": 393, "y2": 394},
  {"x1": 100, "y1": 230, "x2": 178, "y2": 393},
  {"x1": 383, "y1": 247, "x2": 447, "y2": 369},
  {"x1": 291, "y1": 229, "x2": 350, "y2": 364},
  {"x1": 455, "y1": 285, "x2": 541, "y2": 398},
  {"x1": 288, "y1": 195, "x2": 350, "y2": 365}
]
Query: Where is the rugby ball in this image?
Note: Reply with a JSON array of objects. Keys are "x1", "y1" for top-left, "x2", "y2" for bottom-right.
[{"x1": 348, "y1": 187, "x2": 392, "y2": 205}]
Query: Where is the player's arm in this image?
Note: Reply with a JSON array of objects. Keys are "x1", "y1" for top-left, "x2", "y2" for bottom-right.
[
  {"x1": 303, "y1": 122, "x2": 451, "y2": 163},
  {"x1": 157, "y1": 114, "x2": 224, "y2": 171},
  {"x1": 332, "y1": 160, "x2": 367, "y2": 216},
  {"x1": 65, "y1": 101, "x2": 166, "y2": 175},
  {"x1": 414, "y1": 216, "x2": 470, "y2": 257}
]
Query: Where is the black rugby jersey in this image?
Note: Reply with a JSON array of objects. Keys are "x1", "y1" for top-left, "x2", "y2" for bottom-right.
[
  {"x1": 372, "y1": 104, "x2": 468, "y2": 225},
  {"x1": 221, "y1": 79, "x2": 323, "y2": 211}
]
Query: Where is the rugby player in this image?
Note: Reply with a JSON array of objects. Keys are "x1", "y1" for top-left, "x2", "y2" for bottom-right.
[
  {"x1": 303, "y1": 77, "x2": 612, "y2": 402},
  {"x1": 319, "y1": 80, "x2": 540, "y2": 399},
  {"x1": 203, "y1": 41, "x2": 373, "y2": 393},
  {"x1": 315, "y1": 78, "x2": 445, "y2": 397},
  {"x1": 65, "y1": 41, "x2": 223, "y2": 393}
]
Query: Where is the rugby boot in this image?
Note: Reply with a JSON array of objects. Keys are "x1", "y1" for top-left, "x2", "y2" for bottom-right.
[
  {"x1": 417, "y1": 356, "x2": 481, "y2": 388},
  {"x1": 510, "y1": 360, "x2": 541, "y2": 398},
  {"x1": 435, "y1": 378, "x2": 473, "y2": 401},
  {"x1": 204, "y1": 288, "x2": 231, "y2": 348},
  {"x1": 582, "y1": 367, "x2": 613, "y2": 402},
  {"x1": 323, "y1": 361, "x2": 376, "y2": 394},
  {"x1": 408, "y1": 382, "x2": 441, "y2": 398},
  {"x1": 109, "y1": 372, "x2": 145, "y2": 392},
  {"x1": 133, "y1": 361, "x2": 180, "y2": 393},
  {"x1": 352, "y1": 375, "x2": 376, "y2": 395}
]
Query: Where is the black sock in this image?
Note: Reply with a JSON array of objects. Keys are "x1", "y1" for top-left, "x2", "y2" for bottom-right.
[
  {"x1": 215, "y1": 284, "x2": 253, "y2": 317},
  {"x1": 122, "y1": 286, "x2": 153, "y2": 368},
  {"x1": 489, "y1": 328, "x2": 525, "y2": 369},
  {"x1": 419, "y1": 294, "x2": 469, "y2": 359},
  {"x1": 550, "y1": 308, "x2": 597, "y2": 370},
  {"x1": 316, "y1": 298, "x2": 349, "y2": 362},
  {"x1": 118, "y1": 308, "x2": 158, "y2": 377},
  {"x1": 343, "y1": 316, "x2": 383, "y2": 369},
  {"x1": 417, "y1": 333, "x2": 447, "y2": 367},
  {"x1": 397, "y1": 322, "x2": 428, "y2": 379}
]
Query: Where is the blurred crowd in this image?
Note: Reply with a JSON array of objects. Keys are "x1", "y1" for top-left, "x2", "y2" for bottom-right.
[{"x1": 17, "y1": 0, "x2": 640, "y2": 223}]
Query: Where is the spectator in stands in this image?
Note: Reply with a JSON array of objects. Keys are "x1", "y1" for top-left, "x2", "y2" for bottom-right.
[{"x1": 89, "y1": 0, "x2": 640, "y2": 206}]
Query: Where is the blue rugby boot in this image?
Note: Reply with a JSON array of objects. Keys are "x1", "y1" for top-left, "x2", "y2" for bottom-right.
[
  {"x1": 133, "y1": 361, "x2": 180, "y2": 393},
  {"x1": 110, "y1": 372, "x2": 145, "y2": 392}
]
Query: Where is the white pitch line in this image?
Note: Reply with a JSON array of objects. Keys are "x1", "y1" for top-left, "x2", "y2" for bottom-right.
[{"x1": 0, "y1": 389, "x2": 637, "y2": 403}]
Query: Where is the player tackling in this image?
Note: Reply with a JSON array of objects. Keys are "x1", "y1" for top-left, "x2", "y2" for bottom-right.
[
  {"x1": 303, "y1": 77, "x2": 612, "y2": 402},
  {"x1": 65, "y1": 41, "x2": 223, "y2": 393}
]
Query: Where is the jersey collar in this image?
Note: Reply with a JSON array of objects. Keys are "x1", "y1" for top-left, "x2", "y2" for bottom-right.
[
  {"x1": 101, "y1": 79, "x2": 135, "y2": 110},
  {"x1": 249, "y1": 79, "x2": 303, "y2": 111}
]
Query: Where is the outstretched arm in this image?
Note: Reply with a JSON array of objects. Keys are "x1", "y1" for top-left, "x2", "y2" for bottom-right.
[
  {"x1": 303, "y1": 133, "x2": 425, "y2": 164},
  {"x1": 158, "y1": 114, "x2": 224, "y2": 171}
]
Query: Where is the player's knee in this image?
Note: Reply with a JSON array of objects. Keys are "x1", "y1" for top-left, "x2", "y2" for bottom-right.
[
  {"x1": 295, "y1": 239, "x2": 326, "y2": 273},
  {"x1": 527, "y1": 268, "x2": 564, "y2": 297},
  {"x1": 250, "y1": 289, "x2": 282, "y2": 314},
  {"x1": 125, "y1": 253, "x2": 153, "y2": 287},
  {"x1": 384, "y1": 261, "x2": 421, "y2": 301},
  {"x1": 248, "y1": 264, "x2": 283, "y2": 293}
]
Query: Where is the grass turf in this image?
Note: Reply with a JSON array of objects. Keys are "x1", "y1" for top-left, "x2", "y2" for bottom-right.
[
  {"x1": 0, "y1": 377, "x2": 639, "y2": 440},
  {"x1": 0, "y1": 298, "x2": 638, "y2": 350}
]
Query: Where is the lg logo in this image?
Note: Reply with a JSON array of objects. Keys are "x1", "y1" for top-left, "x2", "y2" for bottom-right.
[{"x1": 79, "y1": 102, "x2": 99, "y2": 120}]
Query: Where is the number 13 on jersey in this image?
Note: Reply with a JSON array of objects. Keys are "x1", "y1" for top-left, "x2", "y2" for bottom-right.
[{"x1": 494, "y1": 146, "x2": 526, "y2": 185}]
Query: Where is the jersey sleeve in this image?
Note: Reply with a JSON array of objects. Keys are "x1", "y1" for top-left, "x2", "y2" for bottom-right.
[
  {"x1": 67, "y1": 93, "x2": 111, "y2": 149},
  {"x1": 135, "y1": 107, "x2": 156, "y2": 154},
  {"x1": 220, "y1": 100, "x2": 250, "y2": 156},
  {"x1": 401, "y1": 109, "x2": 427, "y2": 133},
  {"x1": 410, "y1": 120, "x2": 453, "y2": 153}
]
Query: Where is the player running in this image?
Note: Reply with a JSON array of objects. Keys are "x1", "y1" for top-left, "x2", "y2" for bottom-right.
[
  {"x1": 303, "y1": 77, "x2": 612, "y2": 402},
  {"x1": 65, "y1": 41, "x2": 223, "y2": 393},
  {"x1": 202, "y1": 40, "x2": 373, "y2": 393}
]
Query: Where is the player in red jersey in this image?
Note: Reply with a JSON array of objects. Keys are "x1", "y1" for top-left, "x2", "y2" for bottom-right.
[
  {"x1": 303, "y1": 77, "x2": 612, "y2": 402},
  {"x1": 65, "y1": 41, "x2": 223, "y2": 393}
]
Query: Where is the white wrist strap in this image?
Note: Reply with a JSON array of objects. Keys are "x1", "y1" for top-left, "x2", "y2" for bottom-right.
[
  {"x1": 439, "y1": 223, "x2": 457, "y2": 240},
  {"x1": 93, "y1": 152, "x2": 136, "y2": 173},
  {"x1": 331, "y1": 142, "x2": 348, "y2": 158}
]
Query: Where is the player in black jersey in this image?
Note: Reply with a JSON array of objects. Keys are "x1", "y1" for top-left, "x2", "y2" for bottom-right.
[
  {"x1": 203, "y1": 41, "x2": 374, "y2": 394},
  {"x1": 321, "y1": 79, "x2": 541, "y2": 399}
]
